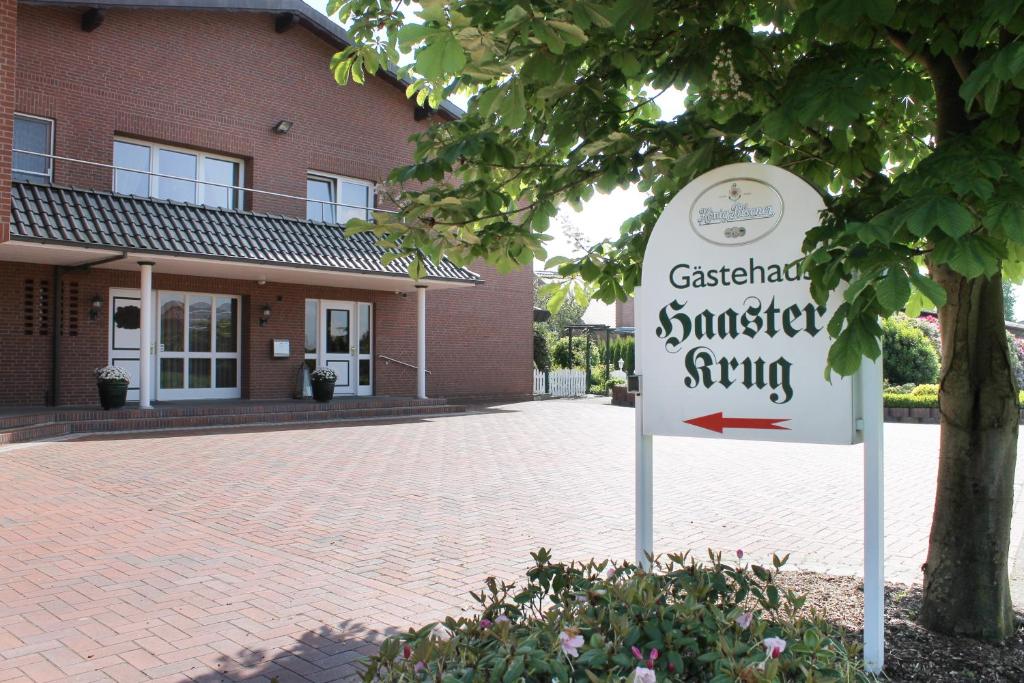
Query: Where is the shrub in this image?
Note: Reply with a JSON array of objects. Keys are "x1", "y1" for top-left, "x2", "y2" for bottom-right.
[
  {"x1": 911, "y1": 384, "x2": 939, "y2": 395},
  {"x1": 884, "y1": 393, "x2": 939, "y2": 408},
  {"x1": 533, "y1": 327, "x2": 552, "y2": 372},
  {"x1": 551, "y1": 336, "x2": 602, "y2": 369},
  {"x1": 362, "y1": 549, "x2": 866, "y2": 682},
  {"x1": 883, "y1": 315, "x2": 940, "y2": 385}
]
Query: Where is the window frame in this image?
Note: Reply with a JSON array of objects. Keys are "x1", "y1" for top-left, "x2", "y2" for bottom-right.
[
  {"x1": 13, "y1": 113, "x2": 55, "y2": 184},
  {"x1": 305, "y1": 171, "x2": 375, "y2": 224},
  {"x1": 112, "y1": 136, "x2": 245, "y2": 209}
]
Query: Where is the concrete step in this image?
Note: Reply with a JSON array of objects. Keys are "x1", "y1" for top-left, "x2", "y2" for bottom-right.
[{"x1": 0, "y1": 402, "x2": 465, "y2": 446}]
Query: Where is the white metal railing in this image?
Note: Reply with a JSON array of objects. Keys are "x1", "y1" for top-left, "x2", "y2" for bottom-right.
[
  {"x1": 533, "y1": 368, "x2": 587, "y2": 396},
  {"x1": 11, "y1": 149, "x2": 398, "y2": 215},
  {"x1": 378, "y1": 354, "x2": 432, "y2": 374}
]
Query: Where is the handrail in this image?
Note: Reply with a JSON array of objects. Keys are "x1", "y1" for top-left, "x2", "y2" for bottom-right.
[
  {"x1": 377, "y1": 354, "x2": 431, "y2": 374},
  {"x1": 12, "y1": 149, "x2": 399, "y2": 214}
]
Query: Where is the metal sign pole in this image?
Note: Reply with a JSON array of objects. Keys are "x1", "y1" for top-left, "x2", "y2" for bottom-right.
[
  {"x1": 634, "y1": 287, "x2": 654, "y2": 569},
  {"x1": 860, "y1": 356, "x2": 885, "y2": 673}
]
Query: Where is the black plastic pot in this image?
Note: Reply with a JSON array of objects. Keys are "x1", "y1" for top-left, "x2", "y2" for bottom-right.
[
  {"x1": 311, "y1": 379, "x2": 335, "y2": 403},
  {"x1": 97, "y1": 381, "x2": 128, "y2": 410}
]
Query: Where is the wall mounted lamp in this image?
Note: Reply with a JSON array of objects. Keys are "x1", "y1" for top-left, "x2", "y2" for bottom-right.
[
  {"x1": 272, "y1": 120, "x2": 293, "y2": 134},
  {"x1": 90, "y1": 295, "x2": 103, "y2": 320},
  {"x1": 259, "y1": 303, "x2": 272, "y2": 327}
]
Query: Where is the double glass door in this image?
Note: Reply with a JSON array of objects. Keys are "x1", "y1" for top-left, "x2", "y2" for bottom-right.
[{"x1": 157, "y1": 292, "x2": 241, "y2": 399}]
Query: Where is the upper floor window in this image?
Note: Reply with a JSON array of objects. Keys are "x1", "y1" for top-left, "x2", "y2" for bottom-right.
[
  {"x1": 306, "y1": 173, "x2": 373, "y2": 224},
  {"x1": 113, "y1": 138, "x2": 243, "y2": 209},
  {"x1": 13, "y1": 114, "x2": 54, "y2": 183}
]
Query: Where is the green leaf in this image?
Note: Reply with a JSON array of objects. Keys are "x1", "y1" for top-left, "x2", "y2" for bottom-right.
[
  {"x1": 935, "y1": 237, "x2": 1000, "y2": 278},
  {"x1": 908, "y1": 271, "x2": 947, "y2": 308},
  {"x1": 501, "y1": 81, "x2": 527, "y2": 128},
  {"x1": 906, "y1": 194, "x2": 974, "y2": 238},
  {"x1": 876, "y1": 268, "x2": 911, "y2": 312},
  {"x1": 984, "y1": 197, "x2": 1024, "y2": 243},
  {"x1": 415, "y1": 34, "x2": 466, "y2": 81}
]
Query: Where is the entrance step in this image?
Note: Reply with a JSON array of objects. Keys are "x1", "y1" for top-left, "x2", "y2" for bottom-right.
[{"x1": 0, "y1": 398, "x2": 465, "y2": 446}]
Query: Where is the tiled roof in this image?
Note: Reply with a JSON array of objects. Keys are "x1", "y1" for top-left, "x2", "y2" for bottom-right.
[{"x1": 9, "y1": 182, "x2": 481, "y2": 284}]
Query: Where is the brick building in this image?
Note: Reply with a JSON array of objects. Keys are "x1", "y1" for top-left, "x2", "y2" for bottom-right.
[{"x1": 0, "y1": 0, "x2": 533, "y2": 407}]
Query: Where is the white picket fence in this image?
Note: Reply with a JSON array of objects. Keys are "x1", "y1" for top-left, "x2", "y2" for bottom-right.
[{"x1": 533, "y1": 368, "x2": 588, "y2": 397}]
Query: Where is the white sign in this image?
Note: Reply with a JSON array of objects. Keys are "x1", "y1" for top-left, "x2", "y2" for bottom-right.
[{"x1": 639, "y1": 163, "x2": 857, "y2": 445}]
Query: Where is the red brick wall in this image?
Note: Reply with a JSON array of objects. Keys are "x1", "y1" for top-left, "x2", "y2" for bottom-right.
[
  {"x1": 615, "y1": 298, "x2": 635, "y2": 328},
  {"x1": 0, "y1": 260, "x2": 532, "y2": 406},
  {"x1": 0, "y1": 0, "x2": 15, "y2": 243},
  {"x1": 5, "y1": 6, "x2": 533, "y2": 403}
]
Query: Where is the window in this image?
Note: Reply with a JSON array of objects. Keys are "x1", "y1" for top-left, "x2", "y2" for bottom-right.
[
  {"x1": 306, "y1": 173, "x2": 373, "y2": 224},
  {"x1": 13, "y1": 114, "x2": 54, "y2": 183},
  {"x1": 113, "y1": 138, "x2": 243, "y2": 209}
]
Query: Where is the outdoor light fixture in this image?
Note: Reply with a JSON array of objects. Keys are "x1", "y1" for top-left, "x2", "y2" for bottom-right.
[
  {"x1": 272, "y1": 120, "x2": 293, "y2": 134},
  {"x1": 260, "y1": 303, "x2": 271, "y2": 327},
  {"x1": 89, "y1": 295, "x2": 103, "y2": 320}
]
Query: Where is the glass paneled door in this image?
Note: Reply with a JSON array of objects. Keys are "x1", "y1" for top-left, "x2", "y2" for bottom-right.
[
  {"x1": 157, "y1": 292, "x2": 241, "y2": 399},
  {"x1": 320, "y1": 300, "x2": 356, "y2": 396}
]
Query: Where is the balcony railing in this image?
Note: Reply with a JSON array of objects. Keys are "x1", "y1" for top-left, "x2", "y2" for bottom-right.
[{"x1": 11, "y1": 149, "x2": 398, "y2": 216}]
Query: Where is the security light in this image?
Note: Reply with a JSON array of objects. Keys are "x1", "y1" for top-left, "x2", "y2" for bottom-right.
[{"x1": 272, "y1": 120, "x2": 293, "y2": 134}]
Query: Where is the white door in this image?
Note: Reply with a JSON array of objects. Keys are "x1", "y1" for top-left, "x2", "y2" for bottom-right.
[
  {"x1": 156, "y1": 292, "x2": 241, "y2": 400},
  {"x1": 320, "y1": 300, "x2": 356, "y2": 396},
  {"x1": 108, "y1": 289, "x2": 142, "y2": 402}
]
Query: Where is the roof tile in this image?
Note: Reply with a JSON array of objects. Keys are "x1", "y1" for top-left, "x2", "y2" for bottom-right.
[{"x1": 9, "y1": 182, "x2": 480, "y2": 284}]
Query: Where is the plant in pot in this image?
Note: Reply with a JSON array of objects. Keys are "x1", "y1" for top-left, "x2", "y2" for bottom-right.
[
  {"x1": 309, "y1": 366, "x2": 337, "y2": 403},
  {"x1": 95, "y1": 365, "x2": 131, "y2": 410}
]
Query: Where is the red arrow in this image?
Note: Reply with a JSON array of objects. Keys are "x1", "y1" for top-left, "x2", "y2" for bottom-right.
[{"x1": 684, "y1": 412, "x2": 790, "y2": 434}]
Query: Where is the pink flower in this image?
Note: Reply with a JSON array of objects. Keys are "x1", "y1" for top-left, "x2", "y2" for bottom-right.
[
  {"x1": 495, "y1": 614, "x2": 510, "y2": 624},
  {"x1": 480, "y1": 618, "x2": 492, "y2": 629},
  {"x1": 631, "y1": 646, "x2": 643, "y2": 660},
  {"x1": 606, "y1": 566, "x2": 617, "y2": 579},
  {"x1": 414, "y1": 661, "x2": 426, "y2": 673},
  {"x1": 649, "y1": 648, "x2": 659, "y2": 664},
  {"x1": 736, "y1": 611, "x2": 753, "y2": 629},
  {"x1": 402, "y1": 644, "x2": 412, "y2": 659},
  {"x1": 559, "y1": 630, "x2": 584, "y2": 658},
  {"x1": 763, "y1": 636, "x2": 787, "y2": 658},
  {"x1": 736, "y1": 549, "x2": 744, "y2": 560},
  {"x1": 633, "y1": 666, "x2": 657, "y2": 683}
]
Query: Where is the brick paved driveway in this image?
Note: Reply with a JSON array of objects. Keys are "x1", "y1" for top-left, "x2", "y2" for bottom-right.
[{"x1": 1, "y1": 398, "x2": 1023, "y2": 682}]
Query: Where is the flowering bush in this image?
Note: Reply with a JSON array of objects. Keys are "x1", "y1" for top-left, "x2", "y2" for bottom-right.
[
  {"x1": 94, "y1": 365, "x2": 131, "y2": 384},
  {"x1": 361, "y1": 549, "x2": 867, "y2": 682},
  {"x1": 310, "y1": 366, "x2": 337, "y2": 383},
  {"x1": 882, "y1": 315, "x2": 940, "y2": 385}
]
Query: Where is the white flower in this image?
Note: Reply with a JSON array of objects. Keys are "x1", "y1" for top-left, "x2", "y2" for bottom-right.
[
  {"x1": 95, "y1": 365, "x2": 131, "y2": 383},
  {"x1": 429, "y1": 624, "x2": 453, "y2": 641},
  {"x1": 558, "y1": 630, "x2": 584, "y2": 657},
  {"x1": 763, "y1": 636, "x2": 787, "y2": 659},
  {"x1": 310, "y1": 366, "x2": 337, "y2": 382},
  {"x1": 633, "y1": 666, "x2": 656, "y2": 683},
  {"x1": 495, "y1": 614, "x2": 510, "y2": 624},
  {"x1": 736, "y1": 611, "x2": 753, "y2": 629}
]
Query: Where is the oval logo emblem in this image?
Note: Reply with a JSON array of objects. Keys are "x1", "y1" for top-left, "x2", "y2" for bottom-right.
[{"x1": 689, "y1": 178, "x2": 784, "y2": 246}]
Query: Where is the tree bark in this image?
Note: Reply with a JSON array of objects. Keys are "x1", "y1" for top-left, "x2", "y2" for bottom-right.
[{"x1": 919, "y1": 265, "x2": 1019, "y2": 640}]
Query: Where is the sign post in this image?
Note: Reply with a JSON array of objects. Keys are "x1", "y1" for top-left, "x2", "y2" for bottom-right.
[{"x1": 634, "y1": 163, "x2": 884, "y2": 673}]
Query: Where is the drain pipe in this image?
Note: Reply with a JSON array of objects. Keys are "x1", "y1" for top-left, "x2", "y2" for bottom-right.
[{"x1": 50, "y1": 252, "x2": 129, "y2": 406}]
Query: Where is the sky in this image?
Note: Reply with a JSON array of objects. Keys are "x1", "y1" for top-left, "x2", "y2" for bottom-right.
[{"x1": 303, "y1": 1, "x2": 1023, "y2": 323}]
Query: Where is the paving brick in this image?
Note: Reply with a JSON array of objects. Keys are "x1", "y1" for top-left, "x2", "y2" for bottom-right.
[{"x1": 1, "y1": 399, "x2": 1023, "y2": 681}]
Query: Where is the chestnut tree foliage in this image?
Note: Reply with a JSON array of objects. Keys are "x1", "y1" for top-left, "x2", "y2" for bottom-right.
[{"x1": 329, "y1": 0, "x2": 1024, "y2": 639}]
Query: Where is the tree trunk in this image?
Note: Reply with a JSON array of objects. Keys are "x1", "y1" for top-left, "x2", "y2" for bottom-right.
[{"x1": 919, "y1": 265, "x2": 1019, "y2": 640}]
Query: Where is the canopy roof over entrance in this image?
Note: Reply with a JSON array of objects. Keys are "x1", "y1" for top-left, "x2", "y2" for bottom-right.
[{"x1": 4, "y1": 181, "x2": 481, "y2": 291}]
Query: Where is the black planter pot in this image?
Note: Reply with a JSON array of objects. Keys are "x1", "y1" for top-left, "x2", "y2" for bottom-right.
[
  {"x1": 97, "y1": 381, "x2": 128, "y2": 410},
  {"x1": 311, "y1": 379, "x2": 335, "y2": 403}
]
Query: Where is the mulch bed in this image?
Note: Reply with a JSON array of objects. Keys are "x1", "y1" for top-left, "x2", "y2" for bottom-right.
[{"x1": 777, "y1": 572, "x2": 1024, "y2": 681}]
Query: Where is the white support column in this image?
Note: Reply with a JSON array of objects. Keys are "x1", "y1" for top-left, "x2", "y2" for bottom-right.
[
  {"x1": 138, "y1": 262, "x2": 154, "y2": 409},
  {"x1": 860, "y1": 355, "x2": 885, "y2": 674},
  {"x1": 634, "y1": 286, "x2": 654, "y2": 570},
  {"x1": 415, "y1": 285, "x2": 427, "y2": 399}
]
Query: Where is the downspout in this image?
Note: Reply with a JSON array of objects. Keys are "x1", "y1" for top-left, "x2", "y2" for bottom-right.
[{"x1": 50, "y1": 252, "x2": 128, "y2": 406}]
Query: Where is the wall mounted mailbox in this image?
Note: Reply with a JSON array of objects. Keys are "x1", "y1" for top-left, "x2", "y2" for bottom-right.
[{"x1": 272, "y1": 339, "x2": 290, "y2": 358}]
